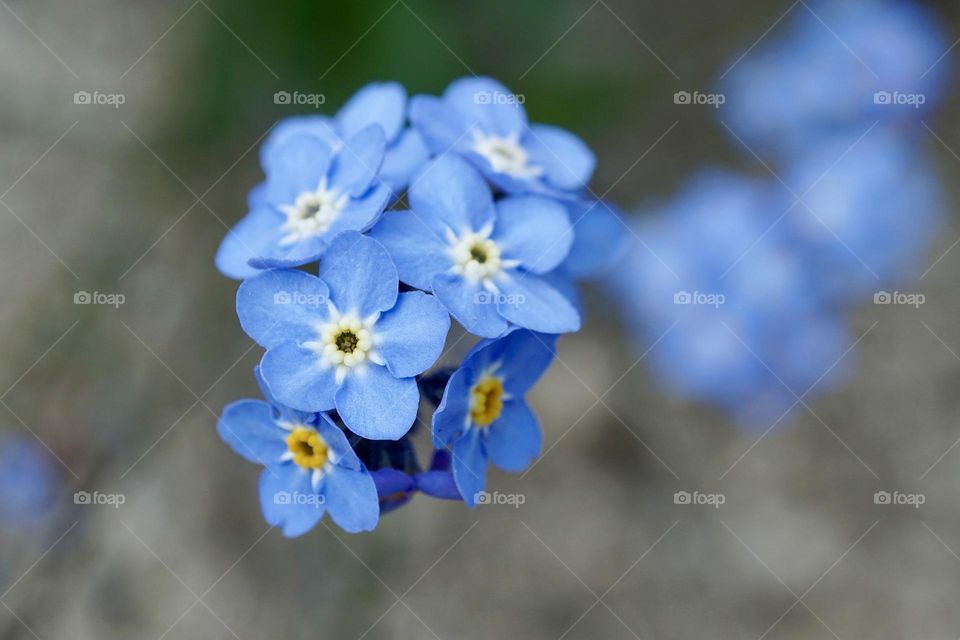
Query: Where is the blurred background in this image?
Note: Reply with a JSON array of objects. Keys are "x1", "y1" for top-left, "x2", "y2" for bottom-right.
[{"x1": 1, "y1": 0, "x2": 959, "y2": 638}]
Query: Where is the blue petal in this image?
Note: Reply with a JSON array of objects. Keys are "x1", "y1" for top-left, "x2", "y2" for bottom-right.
[
  {"x1": 258, "y1": 466, "x2": 324, "y2": 537},
  {"x1": 451, "y1": 429, "x2": 487, "y2": 507},
  {"x1": 431, "y1": 364, "x2": 473, "y2": 448},
  {"x1": 493, "y1": 196, "x2": 573, "y2": 274},
  {"x1": 322, "y1": 465, "x2": 380, "y2": 533},
  {"x1": 324, "y1": 182, "x2": 390, "y2": 237},
  {"x1": 260, "y1": 116, "x2": 338, "y2": 168},
  {"x1": 217, "y1": 399, "x2": 287, "y2": 465},
  {"x1": 484, "y1": 400, "x2": 541, "y2": 472},
  {"x1": 381, "y1": 128, "x2": 430, "y2": 193},
  {"x1": 473, "y1": 329, "x2": 557, "y2": 397},
  {"x1": 409, "y1": 94, "x2": 474, "y2": 155},
  {"x1": 432, "y1": 272, "x2": 508, "y2": 338},
  {"x1": 237, "y1": 270, "x2": 330, "y2": 348},
  {"x1": 443, "y1": 77, "x2": 527, "y2": 137},
  {"x1": 369, "y1": 210, "x2": 450, "y2": 291},
  {"x1": 496, "y1": 274, "x2": 581, "y2": 334},
  {"x1": 371, "y1": 468, "x2": 415, "y2": 514},
  {"x1": 523, "y1": 124, "x2": 595, "y2": 192},
  {"x1": 335, "y1": 364, "x2": 419, "y2": 440},
  {"x1": 415, "y1": 470, "x2": 461, "y2": 500},
  {"x1": 314, "y1": 413, "x2": 362, "y2": 470},
  {"x1": 215, "y1": 207, "x2": 283, "y2": 280},
  {"x1": 336, "y1": 82, "x2": 406, "y2": 142},
  {"x1": 260, "y1": 342, "x2": 338, "y2": 412},
  {"x1": 250, "y1": 234, "x2": 330, "y2": 270},
  {"x1": 319, "y1": 232, "x2": 398, "y2": 318},
  {"x1": 375, "y1": 291, "x2": 450, "y2": 378},
  {"x1": 409, "y1": 155, "x2": 496, "y2": 236},
  {"x1": 327, "y1": 124, "x2": 386, "y2": 196},
  {"x1": 564, "y1": 199, "x2": 630, "y2": 279},
  {"x1": 263, "y1": 135, "x2": 334, "y2": 206}
]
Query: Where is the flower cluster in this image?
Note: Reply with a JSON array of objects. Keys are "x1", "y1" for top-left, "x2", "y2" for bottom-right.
[
  {"x1": 607, "y1": 0, "x2": 949, "y2": 429},
  {"x1": 216, "y1": 78, "x2": 627, "y2": 535}
]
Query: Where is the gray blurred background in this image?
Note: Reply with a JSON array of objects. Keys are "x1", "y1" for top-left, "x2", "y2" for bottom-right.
[{"x1": 1, "y1": 1, "x2": 959, "y2": 638}]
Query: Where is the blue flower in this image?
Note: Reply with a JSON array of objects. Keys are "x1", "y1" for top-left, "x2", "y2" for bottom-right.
[
  {"x1": 719, "y1": 0, "x2": 951, "y2": 156},
  {"x1": 432, "y1": 330, "x2": 555, "y2": 506},
  {"x1": 217, "y1": 376, "x2": 379, "y2": 536},
  {"x1": 0, "y1": 434, "x2": 60, "y2": 533},
  {"x1": 258, "y1": 82, "x2": 429, "y2": 195},
  {"x1": 237, "y1": 231, "x2": 450, "y2": 440},
  {"x1": 562, "y1": 198, "x2": 631, "y2": 280},
  {"x1": 604, "y1": 170, "x2": 853, "y2": 429},
  {"x1": 367, "y1": 449, "x2": 461, "y2": 514},
  {"x1": 215, "y1": 124, "x2": 392, "y2": 279},
  {"x1": 410, "y1": 77, "x2": 595, "y2": 198},
  {"x1": 370, "y1": 154, "x2": 580, "y2": 338}
]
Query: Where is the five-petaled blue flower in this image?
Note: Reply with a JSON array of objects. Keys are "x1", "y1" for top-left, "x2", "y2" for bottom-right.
[
  {"x1": 237, "y1": 231, "x2": 450, "y2": 440},
  {"x1": 410, "y1": 77, "x2": 595, "y2": 199},
  {"x1": 216, "y1": 124, "x2": 392, "y2": 279},
  {"x1": 371, "y1": 154, "x2": 580, "y2": 338},
  {"x1": 432, "y1": 330, "x2": 555, "y2": 506},
  {"x1": 217, "y1": 372, "x2": 379, "y2": 536}
]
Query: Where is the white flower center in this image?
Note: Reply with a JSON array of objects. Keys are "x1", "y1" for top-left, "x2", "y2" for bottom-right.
[
  {"x1": 446, "y1": 224, "x2": 520, "y2": 286},
  {"x1": 303, "y1": 305, "x2": 384, "y2": 384},
  {"x1": 277, "y1": 177, "x2": 348, "y2": 245},
  {"x1": 471, "y1": 130, "x2": 543, "y2": 179}
]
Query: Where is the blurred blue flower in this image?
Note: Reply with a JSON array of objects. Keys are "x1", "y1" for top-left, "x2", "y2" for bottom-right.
[
  {"x1": 410, "y1": 77, "x2": 595, "y2": 199},
  {"x1": 563, "y1": 198, "x2": 631, "y2": 280},
  {"x1": 606, "y1": 170, "x2": 853, "y2": 428},
  {"x1": 779, "y1": 127, "x2": 944, "y2": 304},
  {"x1": 216, "y1": 124, "x2": 391, "y2": 279},
  {"x1": 0, "y1": 434, "x2": 60, "y2": 533},
  {"x1": 719, "y1": 0, "x2": 951, "y2": 156},
  {"x1": 237, "y1": 232, "x2": 450, "y2": 440},
  {"x1": 432, "y1": 330, "x2": 555, "y2": 506},
  {"x1": 371, "y1": 154, "x2": 580, "y2": 338},
  {"x1": 218, "y1": 389, "x2": 379, "y2": 536}
]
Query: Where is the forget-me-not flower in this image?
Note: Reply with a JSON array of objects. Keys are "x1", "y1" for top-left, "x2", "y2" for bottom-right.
[
  {"x1": 410, "y1": 77, "x2": 595, "y2": 198},
  {"x1": 370, "y1": 154, "x2": 580, "y2": 338},
  {"x1": 216, "y1": 124, "x2": 392, "y2": 279},
  {"x1": 218, "y1": 374, "x2": 379, "y2": 536},
  {"x1": 237, "y1": 231, "x2": 450, "y2": 440},
  {"x1": 432, "y1": 330, "x2": 555, "y2": 506}
]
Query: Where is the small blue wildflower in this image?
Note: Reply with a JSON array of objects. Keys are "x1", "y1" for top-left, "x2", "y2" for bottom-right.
[
  {"x1": 368, "y1": 450, "x2": 461, "y2": 514},
  {"x1": 215, "y1": 124, "x2": 391, "y2": 279},
  {"x1": 410, "y1": 77, "x2": 595, "y2": 198},
  {"x1": 432, "y1": 330, "x2": 555, "y2": 506},
  {"x1": 370, "y1": 154, "x2": 580, "y2": 338},
  {"x1": 258, "y1": 81, "x2": 429, "y2": 195},
  {"x1": 218, "y1": 375, "x2": 379, "y2": 536},
  {"x1": 237, "y1": 231, "x2": 450, "y2": 440},
  {"x1": 719, "y1": 0, "x2": 951, "y2": 156},
  {"x1": 562, "y1": 198, "x2": 631, "y2": 280},
  {"x1": 0, "y1": 434, "x2": 59, "y2": 533}
]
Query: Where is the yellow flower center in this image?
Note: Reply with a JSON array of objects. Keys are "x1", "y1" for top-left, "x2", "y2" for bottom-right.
[
  {"x1": 286, "y1": 426, "x2": 329, "y2": 469},
  {"x1": 469, "y1": 376, "x2": 504, "y2": 427}
]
